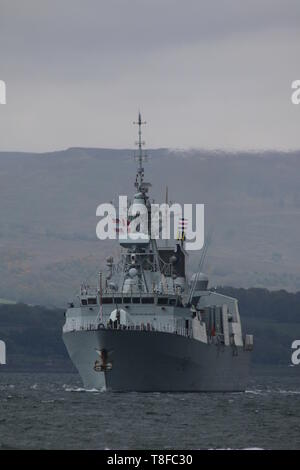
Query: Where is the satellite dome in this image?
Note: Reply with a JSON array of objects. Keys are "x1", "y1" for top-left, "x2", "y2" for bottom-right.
[{"x1": 129, "y1": 267, "x2": 138, "y2": 278}]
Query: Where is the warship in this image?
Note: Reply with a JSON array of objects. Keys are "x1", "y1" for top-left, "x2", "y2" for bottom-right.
[{"x1": 63, "y1": 114, "x2": 253, "y2": 392}]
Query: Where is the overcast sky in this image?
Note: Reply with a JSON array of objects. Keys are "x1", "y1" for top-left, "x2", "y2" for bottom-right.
[{"x1": 0, "y1": 0, "x2": 300, "y2": 152}]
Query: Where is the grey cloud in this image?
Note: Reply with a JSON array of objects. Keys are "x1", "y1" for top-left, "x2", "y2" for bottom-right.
[
  {"x1": 0, "y1": 0, "x2": 300, "y2": 151},
  {"x1": 2, "y1": 1, "x2": 300, "y2": 64}
]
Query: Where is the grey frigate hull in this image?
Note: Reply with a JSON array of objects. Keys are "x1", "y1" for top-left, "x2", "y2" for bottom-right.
[
  {"x1": 62, "y1": 113, "x2": 253, "y2": 392},
  {"x1": 63, "y1": 329, "x2": 251, "y2": 392}
]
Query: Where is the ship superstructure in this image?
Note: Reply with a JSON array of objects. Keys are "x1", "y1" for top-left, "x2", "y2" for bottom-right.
[{"x1": 63, "y1": 114, "x2": 253, "y2": 391}]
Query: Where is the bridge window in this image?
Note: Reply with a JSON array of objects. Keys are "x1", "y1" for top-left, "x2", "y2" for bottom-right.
[
  {"x1": 88, "y1": 297, "x2": 97, "y2": 305},
  {"x1": 157, "y1": 297, "x2": 168, "y2": 305},
  {"x1": 142, "y1": 297, "x2": 154, "y2": 304}
]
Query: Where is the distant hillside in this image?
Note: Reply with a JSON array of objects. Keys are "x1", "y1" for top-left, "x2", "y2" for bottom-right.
[
  {"x1": 0, "y1": 287, "x2": 299, "y2": 372},
  {"x1": 0, "y1": 148, "x2": 300, "y2": 305},
  {"x1": 0, "y1": 298, "x2": 17, "y2": 305},
  {"x1": 0, "y1": 303, "x2": 73, "y2": 372}
]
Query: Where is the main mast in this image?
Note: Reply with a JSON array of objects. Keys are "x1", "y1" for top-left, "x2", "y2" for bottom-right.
[
  {"x1": 133, "y1": 112, "x2": 150, "y2": 196},
  {"x1": 131, "y1": 113, "x2": 160, "y2": 274}
]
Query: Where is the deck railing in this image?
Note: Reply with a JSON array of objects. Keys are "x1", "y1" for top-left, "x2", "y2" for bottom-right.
[{"x1": 63, "y1": 319, "x2": 193, "y2": 338}]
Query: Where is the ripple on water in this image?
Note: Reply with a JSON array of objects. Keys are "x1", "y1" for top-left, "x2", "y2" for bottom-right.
[{"x1": 63, "y1": 386, "x2": 106, "y2": 393}]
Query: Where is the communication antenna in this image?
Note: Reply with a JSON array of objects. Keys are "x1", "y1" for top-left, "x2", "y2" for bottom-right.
[
  {"x1": 187, "y1": 231, "x2": 213, "y2": 305},
  {"x1": 96, "y1": 272, "x2": 103, "y2": 325},
  {"x1": 164, "y1": 186, "x2": 168, "y2": 247}
]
